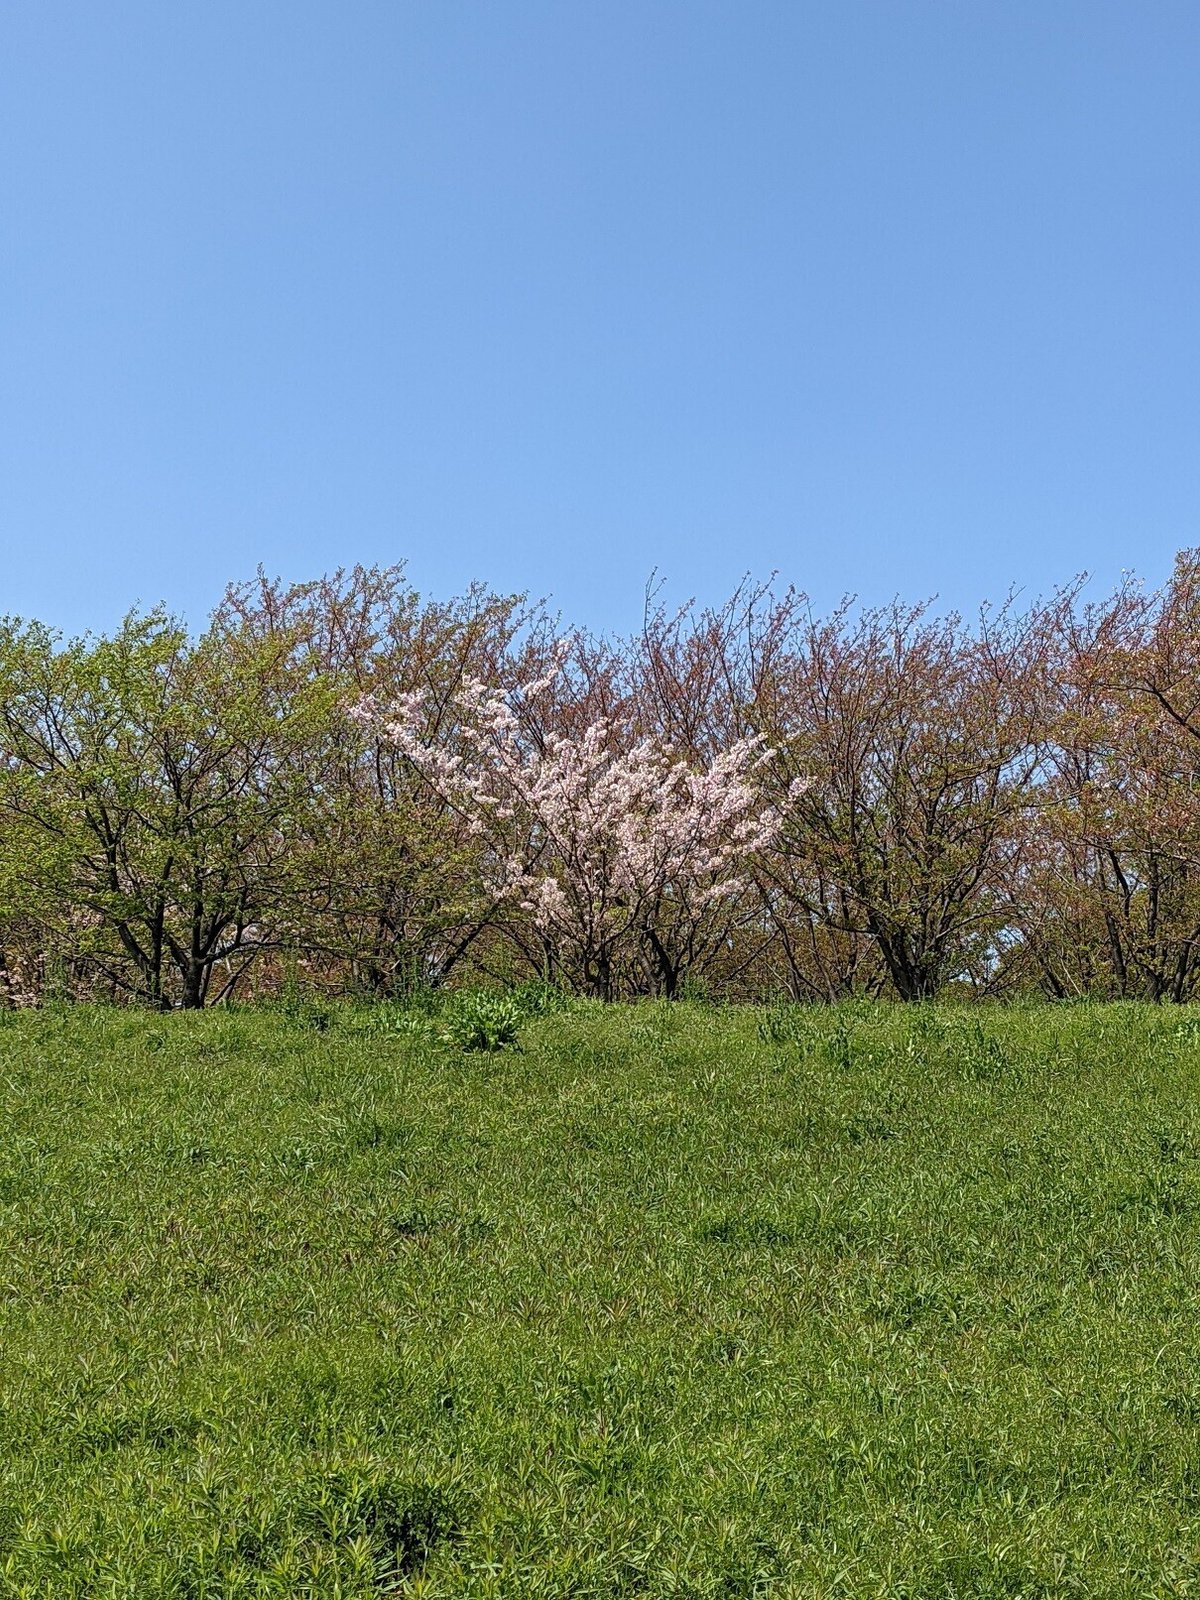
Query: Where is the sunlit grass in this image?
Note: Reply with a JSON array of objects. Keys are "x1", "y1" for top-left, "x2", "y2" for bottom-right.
[{"x1": 2, "y1": 1001, "x2": 1200, "y2": 1595}]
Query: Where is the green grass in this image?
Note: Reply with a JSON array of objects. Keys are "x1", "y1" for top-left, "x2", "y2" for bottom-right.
[{"x1": 2, "y1": 1001, "x2": 1200, "y2": 1596}]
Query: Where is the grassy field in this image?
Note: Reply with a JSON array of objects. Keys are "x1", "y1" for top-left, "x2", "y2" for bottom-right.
[{"x1": 2, "y1": 1001, "x2": 1200, "y2": 1597}]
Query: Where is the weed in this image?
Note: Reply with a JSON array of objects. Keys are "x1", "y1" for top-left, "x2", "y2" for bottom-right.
[{"x1": 439, "y1": 990, "x2": 526, "y2": 1052}]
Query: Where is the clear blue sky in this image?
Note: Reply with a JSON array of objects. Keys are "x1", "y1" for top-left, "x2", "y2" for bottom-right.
[{"x1": 3, "y1": 2, "x2": 1197, "y2": 638}]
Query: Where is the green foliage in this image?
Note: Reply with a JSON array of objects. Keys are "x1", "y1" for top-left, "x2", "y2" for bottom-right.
[
  {"x1": 505, "y1": 979, "x2": 573, "y2": 1019},
  {"x1": 439, "y1": 990, "x2": 528, "y2": 1052},
  {"x1": 2, "y1": 1003, "x2": 1200, "y2": 1593},
  {"x1": 345, "y1": 983, "x2": 571, "y2": 1053},
  {"x1": 0, "y1": 607, "x2": 327, "y2": 1007},
  {"x1": 440, "y1": 983, "x2": 574, "y2": 1051}
]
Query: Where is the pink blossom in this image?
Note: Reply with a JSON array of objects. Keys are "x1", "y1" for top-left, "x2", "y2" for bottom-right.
[{"x1": 356, "y1": 664, "x2": 792, "y2": 997}]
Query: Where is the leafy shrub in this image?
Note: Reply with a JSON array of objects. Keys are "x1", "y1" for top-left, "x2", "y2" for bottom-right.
[
  {"x1": 440, "y1": 991, "x2": 526, "y2": 1052},
  {"x1": 352, "y1": 982, "x2": 568, "y2": 1050}
]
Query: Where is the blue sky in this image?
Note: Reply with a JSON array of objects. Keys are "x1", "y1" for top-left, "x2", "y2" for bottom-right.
[{"x1": 2, "y1": 2, "x2": 1197, "y2": 638}]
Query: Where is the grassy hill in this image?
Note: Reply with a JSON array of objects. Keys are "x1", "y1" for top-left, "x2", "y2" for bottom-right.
[{"x1": 1, "y1": 1001, "x2": 1199, "y2": 1596}]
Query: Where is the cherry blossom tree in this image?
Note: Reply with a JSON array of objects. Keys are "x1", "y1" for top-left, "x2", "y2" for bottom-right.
[{"x1": 356, "y1": 658, "x2": 792, "y2": 998}]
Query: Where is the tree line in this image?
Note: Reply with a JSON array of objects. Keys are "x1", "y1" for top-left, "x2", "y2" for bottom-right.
[{"x1": 3, "y1": 552, "x2": 1200, "y2": 1007}]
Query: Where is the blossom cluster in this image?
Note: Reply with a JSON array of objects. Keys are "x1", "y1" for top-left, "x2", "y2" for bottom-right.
[{"x1": 354, "y1": 669, "x2": 789, "y2": 995}]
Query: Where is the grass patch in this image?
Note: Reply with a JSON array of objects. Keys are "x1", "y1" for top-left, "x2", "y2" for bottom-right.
[{"x1": 1, "y1": 1002, "x2": 1199, "y2": 1594}]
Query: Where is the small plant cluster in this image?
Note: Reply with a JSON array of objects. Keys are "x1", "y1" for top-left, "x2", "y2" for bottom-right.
[
  {"x1": 437, "y1": 990, "x2": 527, "y2": 1053},
  {"x1": 356, "y1": 981, "x2": 571, "y2": 1052}
]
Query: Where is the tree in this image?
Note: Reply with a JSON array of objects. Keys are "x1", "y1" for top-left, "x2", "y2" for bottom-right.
[
  {"x1": 360, "y1": 655, "x2": 786, "y2": 998},
  {"x1": 755, "y1": 596, "x2": 1057, "y2": 999},
  {"x1": 1019, "y1": 557, "x2": 1200, "y2": 1000},
  {"x1": 0, "y1": 608, "x2": 318, "y2": 1007},
  {"x1": 213, "y1": 566, "x2": 534, "y2": 995}
]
